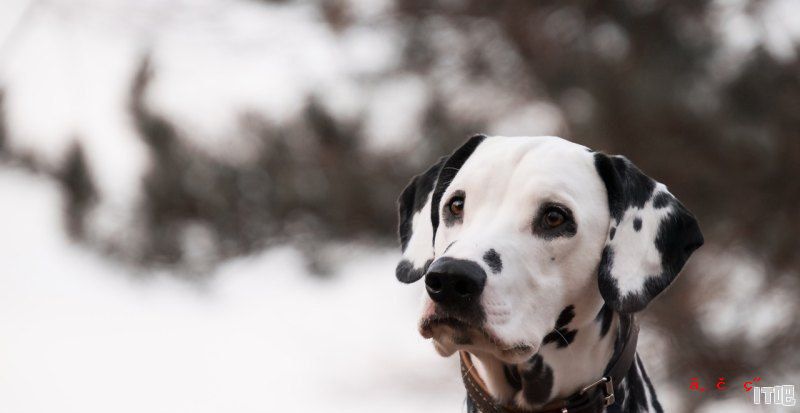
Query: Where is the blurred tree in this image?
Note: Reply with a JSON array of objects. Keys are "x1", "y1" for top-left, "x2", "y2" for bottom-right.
[
  {"x1": 127, "y1": 58, "x2": 414, "y2": 268},
  {"x1": 0, "y1": 89, "x2": 6, "y2": 156},
  {"x1": 0, "y1": 90, "x2": 5, "y2": 154},
  {"x1": 58, "y1": 142, "x2": 96, "y2": 239}
]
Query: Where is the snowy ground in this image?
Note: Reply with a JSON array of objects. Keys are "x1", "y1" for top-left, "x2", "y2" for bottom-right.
[{"x1": 0, "y1": 168, "x2": 463, "y2": 413}]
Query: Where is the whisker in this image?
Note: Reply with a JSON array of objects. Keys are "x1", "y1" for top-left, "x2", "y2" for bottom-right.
[
  {"x1": 552, "y1": 328, "x2": 570, "y2": 346},
  {"x1": 549, "y1": 327, "x2": 576, "y2": 359}
]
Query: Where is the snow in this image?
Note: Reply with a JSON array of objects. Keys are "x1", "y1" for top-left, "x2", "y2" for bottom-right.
[{"x1": 0, "y1": 168, "x2": 463, "y2": 413}]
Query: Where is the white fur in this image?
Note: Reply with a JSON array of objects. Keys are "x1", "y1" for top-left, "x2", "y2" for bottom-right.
[
  {"x1": 403, "y1": 192, "x2": 434, "y2": 269},
  {"x1": 424, "y1": 136, "x2": 609, "y2": 362}
]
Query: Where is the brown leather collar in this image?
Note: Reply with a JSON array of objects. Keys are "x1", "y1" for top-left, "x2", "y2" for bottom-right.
[{"x1": 460, "y1": 315, "x2": 639, "y2": 413}]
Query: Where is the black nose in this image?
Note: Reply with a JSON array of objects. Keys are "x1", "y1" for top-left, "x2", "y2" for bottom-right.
[{"x1": 425, "y1": 258, "x2": 487, "y2": 306}]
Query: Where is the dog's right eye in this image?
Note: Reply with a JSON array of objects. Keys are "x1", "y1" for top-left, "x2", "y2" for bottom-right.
[
  {"x1": 447, "y1": 197, "x2": 465, "y2": 217},
  {"x1": 542, "y1": 208, "x2": 566, "y2": 228},
  {"x1": 533, "y1": 203, "x2": 577, "y2": 239}
]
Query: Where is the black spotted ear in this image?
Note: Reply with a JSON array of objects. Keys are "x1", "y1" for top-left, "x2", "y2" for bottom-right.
[
  {"x1": 396, "y1": 156, "x2": 448, "y2": 283},
  {"x1": 396, "y1": 134, "x2": 488, "y2": 283},
  {"x1": 594, "y1": 153, "x2": 704, "y2": 313}
]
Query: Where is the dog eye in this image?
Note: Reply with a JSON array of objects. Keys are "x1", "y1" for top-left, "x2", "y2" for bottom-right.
[
  {"x1": 447, "y1": 197, "x2": 465, "y2": 217},
  {"x1": 542, "y1": 208, "x2": 566, "y2": 228},
  {"x1": 534, "y1": 203, "x2": 576, "y2": 239}
]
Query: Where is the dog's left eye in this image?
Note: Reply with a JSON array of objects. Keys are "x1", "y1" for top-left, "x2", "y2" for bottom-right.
[
  {"x1": 541, "y1": 208, "x2": 566, "y2": 228},
  {"x1": 534, "y1": 204, "x2": 576, "y2": 239}
]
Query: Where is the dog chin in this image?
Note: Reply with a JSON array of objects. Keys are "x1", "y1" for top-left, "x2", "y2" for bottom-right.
[
  {"x1": 423, "y1": 324, "x2": 537, "y2": 364},
  {"x1": 432, "y1": 338, "x2": 458, "y2": 357},
  {"x1": 493, "y1": 344, "x2": 537, "y2": 364},
  {"x1": 428, "y1": 329, "x2": 478, "y2": 357},
  {"x1": 433, "y1": 336, "x2": 537, "y2": 364}
]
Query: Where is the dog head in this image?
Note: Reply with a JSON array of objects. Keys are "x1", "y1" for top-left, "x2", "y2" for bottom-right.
[{"x1": 396, "y1": 136, "x2": 702, "y2": 363}]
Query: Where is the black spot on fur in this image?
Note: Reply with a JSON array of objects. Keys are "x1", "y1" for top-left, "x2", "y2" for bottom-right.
[
  {"x1": 597, "y1": 246, "x2": 622, "y2": 309},
  {"x1": 624, "y1": 355, "x2": 648, "y2": 412},
  {"x1": 483, "y1": 249, "x2": 502, "y2": 274},
  {"x1": 543, "y1": 329, "x2": 577, "y2": 348},
  {"x1": 595, "y1": 304, "x2": 614, "y2": 338},
  {"x1": 633, "y1": 217, "x2": 642, "y2": 232},
  {"x1": 555, "y1": 305, "x2": 575, "y2": 327},
  {"x1": 503, "y1": 364, "x2": 522, "y2": 391},
  {"x1": 521, "y1": 354, "x2": 554, "y2": 405},
  {"x1": 637, "y1": 355, "x2": 664, "y2": 413},
  {"x1": 397, "y1": 156, "x2": 447, "y2": 251},
  {"x1": 395, "y1": 259, "x2": 431, "y2": 284},
  {"x1": 431, "y1": 135, "x2": 486, "y2": 242},
  {"x1": 594, "y1": 153, "x2": 656, "y2": 224},
  {"x1": 652, "y1": 192, "x2": 671, "y2": 209},
  {"x1": 609, "y1": 227, "x2": 616, "y2": 240},
  {"x1": 542, "y1": 305, "x2": 578, "y2": 348}
]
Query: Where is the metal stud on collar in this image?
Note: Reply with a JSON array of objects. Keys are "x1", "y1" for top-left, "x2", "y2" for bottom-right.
[{"x1": 579, "y1": 376, "x2": 616, "y2": 407}]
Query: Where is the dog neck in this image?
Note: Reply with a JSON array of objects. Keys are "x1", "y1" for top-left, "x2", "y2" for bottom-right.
[{"x1": 469, "y1": 304, "x2": 622, "y2": 409}]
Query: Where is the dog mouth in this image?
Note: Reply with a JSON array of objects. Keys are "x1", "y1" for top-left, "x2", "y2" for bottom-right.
[
  {"x1": 418, "y1": 314, "x2": 535, "y2": 359},
  {"x1": 419, "y1": 315, "x2": 472, "y2": 338}
]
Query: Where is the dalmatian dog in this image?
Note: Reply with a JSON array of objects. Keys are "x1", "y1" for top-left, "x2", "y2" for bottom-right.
[{"x1": 395, "y1": 136, "x2": 703, "y2": 412}]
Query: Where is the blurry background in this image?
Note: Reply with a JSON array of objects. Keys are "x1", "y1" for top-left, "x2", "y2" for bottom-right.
[{"x1": 0, "y1": 0, "x2": 798, "y2": 412}]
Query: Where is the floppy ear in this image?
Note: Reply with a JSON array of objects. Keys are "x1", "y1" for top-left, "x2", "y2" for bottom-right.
[
  {"x1": 395, "y1": 156, "x2": 448, "y2": 283},
  {"x1": 594, "y1": 153, "x2": 704, "y2": 313},
  {"x1": 396, "y1": 134, "x2": 488, "y2": 283}
]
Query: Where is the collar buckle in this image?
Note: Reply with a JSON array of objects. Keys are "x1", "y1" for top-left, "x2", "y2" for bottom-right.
[{"x1": 579, "y1": 376, "x2": 615, "y2": 407}]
